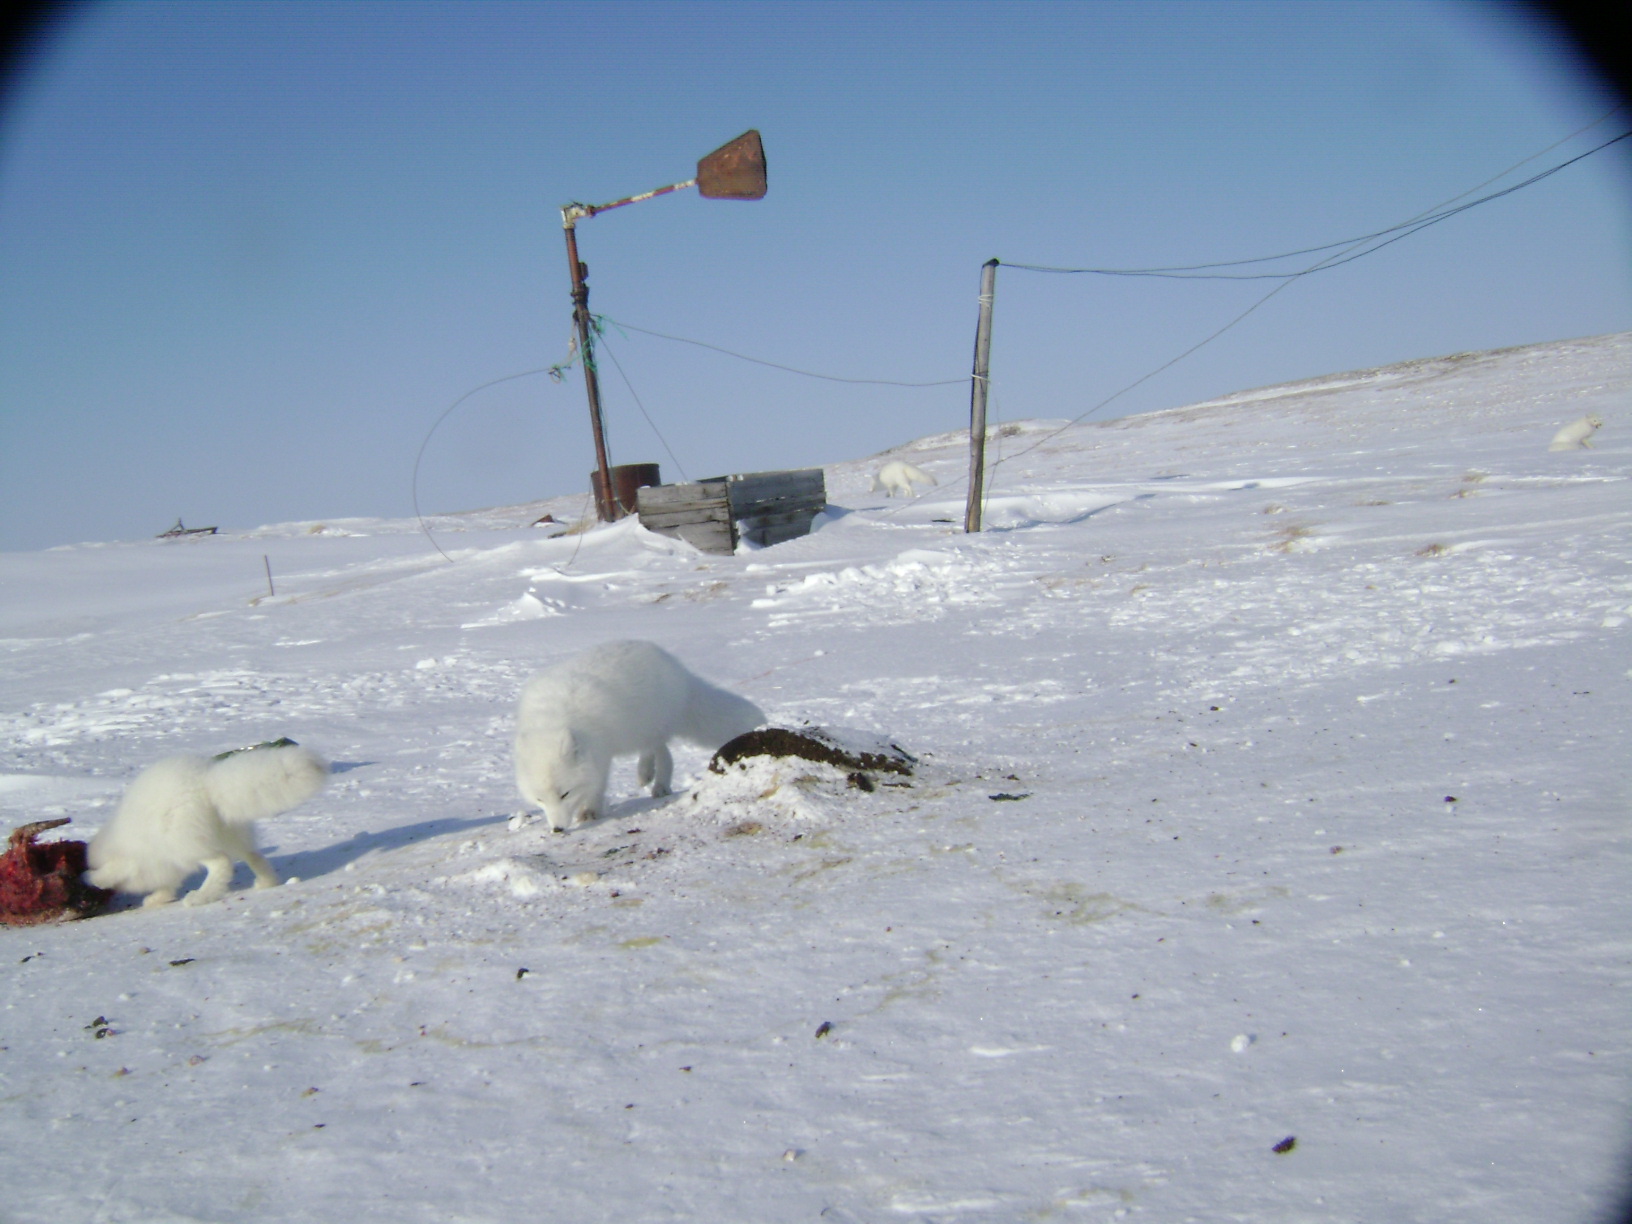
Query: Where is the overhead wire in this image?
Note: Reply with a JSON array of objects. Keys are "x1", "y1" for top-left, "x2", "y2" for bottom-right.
[
  {"x1": 412, "y1": 366, "x2": 555, "y2": 562},
  {"x1": 1003, "y1": 117, "x2": 1629, "y2": 279},
  {"x1": 595, "y1": 315, "x2": 967, "y2": 387},
  {"x1": 595, "y1": 326, "x2": 692, "y2": 483}
]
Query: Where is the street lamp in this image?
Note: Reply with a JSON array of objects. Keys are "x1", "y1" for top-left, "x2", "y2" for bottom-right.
[{"x1": 560, "y1": 130, "x2": 768, "y2": 521}]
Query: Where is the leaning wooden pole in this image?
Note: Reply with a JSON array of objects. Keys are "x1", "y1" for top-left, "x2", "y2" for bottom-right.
[
  {"x1": 964, "y1": 258, "x2": 998, "y2": 533},
  {"x1": 562, "y1": 210, "x2": 619, "y2": 521}
]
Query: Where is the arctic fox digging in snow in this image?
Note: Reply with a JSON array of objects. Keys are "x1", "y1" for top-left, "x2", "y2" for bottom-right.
[
  {"x1": 514, "y1": 640, "x2": 765, "y2": 832},
  {"x1": 86, "y1": 740, "x2": 329, "y2": 907},
  {"x1": 872, "y1": 460, "x2": 938, "y2": 498}
]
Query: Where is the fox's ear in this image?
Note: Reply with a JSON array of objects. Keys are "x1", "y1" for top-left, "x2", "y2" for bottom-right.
[{"x1": 556, "y1": 729, "x2": 581, "y2": 762}]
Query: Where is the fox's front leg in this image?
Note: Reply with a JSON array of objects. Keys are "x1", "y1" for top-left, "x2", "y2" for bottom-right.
[{"x1": 637, "y1": 743, "x2": 674, "y2": 796}]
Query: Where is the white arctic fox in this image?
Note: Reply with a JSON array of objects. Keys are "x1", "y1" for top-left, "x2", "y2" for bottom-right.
[
  {"x1": 872, "y1": 460, "x2": 938, "y2": 498},
  {"x1": 1548, "y1": 414, "x2": 1604, "y2": 451},
  {"x1": 514, "y1": 640, "x2": 765, "y2": 831},
  {"x1": 87, "y1": 741, "x2": 329, "y2": 907}
]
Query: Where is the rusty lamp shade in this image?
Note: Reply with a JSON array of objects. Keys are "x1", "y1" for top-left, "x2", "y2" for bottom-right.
[{"x1": 697, "y1": 130, "x2": 767, "y2": 200}]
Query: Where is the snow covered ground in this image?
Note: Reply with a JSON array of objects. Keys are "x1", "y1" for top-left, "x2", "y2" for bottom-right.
[{"x1": 2, "y1": 332, "x2": 1629, "y2": 1223}]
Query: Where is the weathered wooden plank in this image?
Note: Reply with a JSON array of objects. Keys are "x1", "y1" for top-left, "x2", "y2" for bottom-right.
[
  {"x1": 725, "y1": 469, "x2": 826, "y2": 517},
  {"x1": 638, "y1": 506, "x2": 734, "y2": 529},
  {"x1": 637, "y1": 495, "x2": 729, "y2": 516},
  {"x1": 741, "y1": 517, "x2": 820, "y2": 547},
  {"x1": 729, "y1": 471, "x2": 823, "y2": 498},
  {"x1": 738, "y1": 504, "x2": 823, "y2": 547},
  {"x1": 644, "y1": 518, "x2": 735, "y2": 554},
  {"x1": 637, "y1": 482, "x2": 728, "y2": 511}
]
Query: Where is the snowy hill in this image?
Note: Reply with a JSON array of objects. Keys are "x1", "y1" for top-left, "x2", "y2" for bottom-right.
[{"x1": 2, "y1": 332, "x2": 1629, "y2": 1223}]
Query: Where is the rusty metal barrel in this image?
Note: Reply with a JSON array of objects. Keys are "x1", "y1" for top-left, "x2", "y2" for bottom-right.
[{"x1": 590, "y1": 463, "x2": 662, "y2": 519}]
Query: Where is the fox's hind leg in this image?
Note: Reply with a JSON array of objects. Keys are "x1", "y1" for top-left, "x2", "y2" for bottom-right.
[
  {"x1": 637, "y1": 743, "x2": 674, "y2": 797},
  {"x1": 245, "y1": 850, "x2": 280, "y2": 889},
  {"x1": 182, "y1": 855, "x2": 236, "y2": 906},
  {"x1": 224, "y1": 823, "x2": 280, "y2": 889}
]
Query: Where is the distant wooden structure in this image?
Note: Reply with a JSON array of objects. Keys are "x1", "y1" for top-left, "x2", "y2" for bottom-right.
[
  {"x1": 637, "y1": 468, "x2": 826, "y2": 555},
  {"x1": 158, "y1": 519, "x2": 217, "y2": 538}
]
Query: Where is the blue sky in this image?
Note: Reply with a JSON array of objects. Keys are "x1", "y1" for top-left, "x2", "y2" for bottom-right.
[{"x1": 1, "y1": 0, "x2": 1627, "y2": 551}]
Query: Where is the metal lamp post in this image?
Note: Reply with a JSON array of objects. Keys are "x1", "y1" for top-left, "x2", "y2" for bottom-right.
[{"x1": 559, "y1": 130, "x2": 768, "y2": 521}]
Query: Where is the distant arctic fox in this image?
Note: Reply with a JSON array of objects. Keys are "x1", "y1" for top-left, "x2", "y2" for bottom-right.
[
  {"x1": 1548, "y1": 414, "x2": 1603, "y2": 451},
  {"x1": 514, "y1": 640, "x2": 765, "y2": 832},
  {"x1": 872, "y1": 460, "x2": 938, "y2": 498},
  {"x1": 87, "y1": 741, "x2": 329, "y2": 907}
]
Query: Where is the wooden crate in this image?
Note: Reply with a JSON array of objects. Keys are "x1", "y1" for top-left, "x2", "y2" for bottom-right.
[
  {"x1": 637, "y1": 468, "x2": 826, "y2": 555},
  {"x1": 635, "y1": 480, "x2": 734, "y2": 555}
]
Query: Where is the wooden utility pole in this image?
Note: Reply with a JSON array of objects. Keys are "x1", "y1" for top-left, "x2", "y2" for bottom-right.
[
  {"x1": 561, "y1": 211, "x2": 618, "y2": 521},
  {"x1": 964, "y1": 258, "x2": 998, "y2": 533}
]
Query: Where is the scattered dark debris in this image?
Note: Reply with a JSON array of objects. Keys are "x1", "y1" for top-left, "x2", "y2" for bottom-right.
[
  {"x1": 625, "y1": 828, "x2": 642, "y2": 835},
  {"x1": 643, "y1": 847, "x2": 671, "y2": 860},
  {"x1": 301, "y1": 1087, "x2": 320, "y2": 1097},
  {"x1": 515, "y1": 968, "x2": 531, "y2": 980},
  {"x1": 1, "y1": 818, "x2": 112, "y2": 926},
  {"x1": 680, "y1": 1066, "x2": 692, "y2": 1073},
  {"x1": 814, "y1": 1021, "x2": 834, "y2": 1039},
  {"x1": 710, "y1": 726, "x2": 914, "y2": 778},
  {"x1": 1329, "y1": 846, "x2": 1343, "y2": 855},
  {"x1": 1272, "y1": 1135, "x2": 1297, "y2": 1154},
  {"x1": 85, "y1": 1017, "x2": 112, "y2": 1038},
  {"x1": 846, "y1": 772, "x2": 875, "y2": 792},
  {"x1": 1443, "y1": 796, "x2": 1458, "y2": 804},
  {"x1": 724, "y1": 821, "x2": 764, "y2": 838},
  {"x1": 169, "y1": 958, "x2": 195, "y2": 967},
  {"x1": 989, "y1": 793, "x2": 1031, "y2": 802}
]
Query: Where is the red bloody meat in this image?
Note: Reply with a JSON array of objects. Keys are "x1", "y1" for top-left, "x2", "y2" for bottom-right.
[{"x1": 0, "y1": 818, "x2": 112, "y2": 925}]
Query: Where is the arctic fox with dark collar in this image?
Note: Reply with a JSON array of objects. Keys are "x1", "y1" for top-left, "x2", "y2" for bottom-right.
[
  {"x1": 87, "y1": 741, "x2": 329, "y2": 907},
  {"x1": 515, "y1": 640, "x2": 765, "y2": 831}
]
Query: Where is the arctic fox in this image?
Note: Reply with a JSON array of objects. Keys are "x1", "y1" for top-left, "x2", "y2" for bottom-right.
[
  {"x1": 514, "y1": 640, "x2": 765, "y2": 831},
  {"x1": 872, "y1": 460, "x2": 938, "y2": 498},
  {"x1": 87, "y1": 741, "x2": 329, "y2": 907},
  {"x1": 1548, "y1": 414, "x2": 1604, "y2": 451}
]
